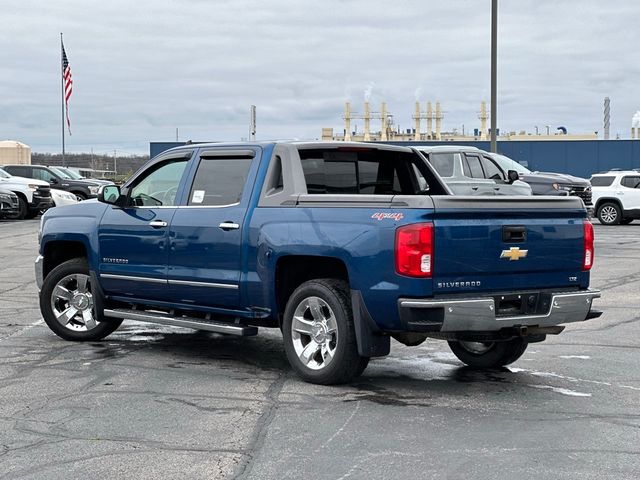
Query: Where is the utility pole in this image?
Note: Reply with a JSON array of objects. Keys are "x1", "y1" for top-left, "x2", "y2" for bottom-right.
[
  {"x1": 176, "y1": 127, "x2": 179, "y2": 142},
  {"x1": 113, "y1": 150, "x2": 117, "y2": 176},
  {"x1": 490, "y1": 0, "x2": 498, "y2": 153}
]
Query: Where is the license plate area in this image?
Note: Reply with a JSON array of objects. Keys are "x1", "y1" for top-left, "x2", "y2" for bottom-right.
[{"x1": 493, "y1": 292, "x2": 552, "y2": 317}]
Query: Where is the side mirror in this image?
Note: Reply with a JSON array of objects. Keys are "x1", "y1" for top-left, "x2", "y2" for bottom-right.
[
  {"x1": 98, "y1": 185, "x2": 121, "y2": 205},
  {"x1": 50, "y1": 177, "x2": 59, "y2": 184},
  {"x1": 507, "y1": 170, "x2": 519, "y2": 184}
]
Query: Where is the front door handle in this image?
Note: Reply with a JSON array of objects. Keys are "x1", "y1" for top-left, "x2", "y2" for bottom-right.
[
  {"x1": 149, "y1": 220, "x2": 168, "y2": 228},
  {"x1": 219, "y1": 222, "x2": 240, "y2": 231},
  {"x1": 471, "y1": 186, "x2": 479, "y2": 191}
]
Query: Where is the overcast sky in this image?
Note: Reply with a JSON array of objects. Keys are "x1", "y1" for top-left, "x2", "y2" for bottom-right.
[{"x1": 1, "y1": 0, "x2": 639, "y2": 154}]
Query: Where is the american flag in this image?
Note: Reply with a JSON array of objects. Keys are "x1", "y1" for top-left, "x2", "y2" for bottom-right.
[{"x1": 62, "y1": 41, "x2": 73, "y2": 135}]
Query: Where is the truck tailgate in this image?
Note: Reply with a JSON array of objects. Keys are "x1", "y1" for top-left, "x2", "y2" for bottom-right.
[{"x1": 431, "y1": 196, "x2": 590, "y2": 294}]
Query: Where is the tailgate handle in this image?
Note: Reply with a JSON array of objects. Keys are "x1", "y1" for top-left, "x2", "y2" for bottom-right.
[{"x1": 502, "y1": 225, "x2": 526, "y2": 242}]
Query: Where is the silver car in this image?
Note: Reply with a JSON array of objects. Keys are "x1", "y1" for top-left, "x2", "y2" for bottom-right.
[{"x1": 416, "y1": 146, "x2": 532, "y2": 196}]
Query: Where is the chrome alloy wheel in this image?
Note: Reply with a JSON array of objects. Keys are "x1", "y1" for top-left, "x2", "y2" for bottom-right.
[
  {"x1": 50, "y1": 273, "x2": 97, "y2": 331},
  {"x1": 458, "y1": 341, "x2": 494, "y2": 355},
  {"x1": 600, "y1": 205, "x2": 618, "y2": 223},
  {"x1": 290, "y1": 296, "x2": 338, "y2": 371}
]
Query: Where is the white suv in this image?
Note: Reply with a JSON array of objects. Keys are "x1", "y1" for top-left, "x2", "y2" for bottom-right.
[{"x1": 590, "y1": 170, "x2": 640, "y2": 225}]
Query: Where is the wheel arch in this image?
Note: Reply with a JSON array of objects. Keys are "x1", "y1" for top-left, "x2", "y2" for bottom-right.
[
  {"x1": 274, "y1": 255, "x2": 349, "y2": 321},
  {"x1": 595, "y1": 197, "x2": 623, "y2": 212},
  {"x1": 43, "y1": 240, "x2": 88, "y2": 280}
]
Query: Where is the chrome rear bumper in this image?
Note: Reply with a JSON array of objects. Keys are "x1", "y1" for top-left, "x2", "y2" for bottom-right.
[{"x1": 398, "y1": 289, "x2": 601, "y2": 332}]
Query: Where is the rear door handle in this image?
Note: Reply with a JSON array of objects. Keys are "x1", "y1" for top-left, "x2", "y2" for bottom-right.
[
  {"x1": 219, "y1": 222, "x2": 240, "y2": 230},
  {"x1": 149, "y1": 220, "x2": 168, "y2": 228},
  {"x1": 471, "y1": 186, "x2": 479, "y2": 191}
]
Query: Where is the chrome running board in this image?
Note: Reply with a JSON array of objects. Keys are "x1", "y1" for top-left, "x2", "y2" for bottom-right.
[{"x1": 103, "y1": 308, "x2": 258, "y2": 336}]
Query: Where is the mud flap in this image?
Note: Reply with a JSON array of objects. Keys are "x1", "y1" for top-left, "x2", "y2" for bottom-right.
[{"x1": 351, "y1": 290, "x2": 390, "y2": 357}]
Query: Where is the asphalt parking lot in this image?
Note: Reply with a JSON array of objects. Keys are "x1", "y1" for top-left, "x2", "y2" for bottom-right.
[{"x1": 0, "y1": 219, "x2": 638, "y2": 479}]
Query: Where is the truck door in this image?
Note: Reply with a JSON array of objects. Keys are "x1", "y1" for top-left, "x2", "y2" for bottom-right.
[
  {"x1": 463, "y1": 154, "x2": 495, "y2": 195},
  {"x1": 166, "y1": 148, "x2": 257, "y2": 309},
  {"x1": 479, "y1": 155, "x2": 511, "y2": 195},
  {"x1": 98, "y1": 155, "x2": 191, "y2": 301}
]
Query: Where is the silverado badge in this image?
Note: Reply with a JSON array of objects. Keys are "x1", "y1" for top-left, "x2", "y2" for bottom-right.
[{"x1": 500, "y1": 247, "x2": 528, "y2": 261}]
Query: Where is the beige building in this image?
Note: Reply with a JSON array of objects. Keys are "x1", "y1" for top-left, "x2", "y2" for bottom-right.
[{"x1": 0, "y1": 140, "x2": 31, "y2": 165}]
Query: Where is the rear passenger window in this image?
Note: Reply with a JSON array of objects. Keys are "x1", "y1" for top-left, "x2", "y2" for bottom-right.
[
  {"x1": 590, "y1": 176, "x2": 615, "y2": 187},
  {"x1": 428, "y1": 153, "x2": 455, "y2": 177},
  {"x1": 189, "y1": 158, "x2": 253, "y2": 206},
  {"x1": 464, "y1": 155, "x2": 484, "y2": 179},
  {"x1": 621, "y1": 176, "x2": 640, "y2": 189},
  {"x1": 299, "y1": 149, "x2": 417, "y2": 195}
]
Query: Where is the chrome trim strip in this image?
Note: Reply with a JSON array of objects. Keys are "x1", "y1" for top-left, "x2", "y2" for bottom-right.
[
  {"x1": 100, "y1": 273, "x2": 167, "y2": 284},
  {"x1": 167, "y1": 279, "x2": 239, "y2": 289},
  {"x1": 35, "y1": 255, "x2": 44, "y2": 291},
  {"x1": 126, "y1": 203, "x2": 240, "y2": 210}
]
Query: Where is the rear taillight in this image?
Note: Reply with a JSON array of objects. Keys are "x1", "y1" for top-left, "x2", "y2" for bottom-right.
[
  {"x1": 583, "y1": 220, "x2": 594, "y2": 271},
  {"x1": 395, "y1": 223, "x2": 434, "y2": 277}
]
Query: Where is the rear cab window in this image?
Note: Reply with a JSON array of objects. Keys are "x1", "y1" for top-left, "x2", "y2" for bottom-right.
[
  {"x1": 189, "y1": 157, "x2": 253, "y2": 206},
  {"x1": 590, "y1": 176, "x2": 615, "y2": 187},
  {"x1": 298, "y1": 148, "x2": 445, "y2": 195},
  {"x1": 463, "y1": 154, "x2": 484, "y2": 179}
]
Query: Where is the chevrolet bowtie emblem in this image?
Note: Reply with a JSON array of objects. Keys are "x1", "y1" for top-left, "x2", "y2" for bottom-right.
[{"x1": 500, "y1": 247, "x2": 528, "y2": 261}]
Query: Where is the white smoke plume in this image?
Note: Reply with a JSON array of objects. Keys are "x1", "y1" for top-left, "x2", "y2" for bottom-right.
[
  {"x1": 364, "y1": 82, "x2": 375, "y2": 102},
  {"x1": 414, "y1": 87, "x2": 423, "y2": 101},
  {"x1": 632, "y1": 111, "x2": 640, "y2": 128}
]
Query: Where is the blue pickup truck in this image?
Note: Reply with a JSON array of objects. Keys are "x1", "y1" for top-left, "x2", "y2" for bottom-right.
[{"x1": 36, "y1": 141, "x2": 601, "y2": 384}]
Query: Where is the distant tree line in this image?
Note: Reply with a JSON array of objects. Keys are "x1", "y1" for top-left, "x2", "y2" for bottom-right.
[{"x1": 32, "y1": 152, "x2": 149, "y2": 180}]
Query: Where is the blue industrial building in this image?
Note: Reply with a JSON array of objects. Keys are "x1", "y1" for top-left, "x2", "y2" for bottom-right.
[{"x1": 150, "y1": 140, "x2": 640, "y2": 179}]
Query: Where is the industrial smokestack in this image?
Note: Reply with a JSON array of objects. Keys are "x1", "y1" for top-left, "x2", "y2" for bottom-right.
[
  {"x1": 604, "y1": 97, "x2": 610, "y2": 140},
  {"x1": 344, "y1": 102, "x2": 352, "y2": 141},
  {"x1": 479, "y1": 101, "x2": 488, "y2": 140},
  {"x1": 632, "y1": 111, "x2": 640, "y2": 140},
  {"x1": 249, "y1": 105, "x2": 256, "y2": 141},
  {"x1": 381, "y1": 102, "x2": 388, "y2": 141},
  {"x1": 414, "y1": 102, "x2": 421, "y2": 141},
  {"x1": 426, "y1": 102, "x2": 433, "y2": 139},
  {"x1": 364, "y1": 102, "x2": 371, "y2": 141},
  {"x1": 435, "y1": 102, "x2": 443, "y2": 140}
]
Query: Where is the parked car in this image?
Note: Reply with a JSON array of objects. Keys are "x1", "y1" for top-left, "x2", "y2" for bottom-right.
[
  {"x1": 0, "y1": 168, "x2": 53, "y2": 219},
  {"x1": 49, "y1": 166, "x2": 114, "y2": 186},
  {"x1": 0, "y1": 189, "x2": 20, "y2": 219},
  {"x1": 36, "y1": 141, "x2": 600, "y2": 385},
  {"x1": 1, "y1": 164, "x2": 101, "y2": 200},
  {"x1": 488, "y1": 153, "x2": 593, "y2": 211},
  {"x1": 50, "y1": 189, "x2": 80, "y2": 208},
  {"x1": 589, "y1": 170, "x2": 640, "y2": 225},
  {"x1": 415, "y1": 146, "x2": 532, "y2": 196}
]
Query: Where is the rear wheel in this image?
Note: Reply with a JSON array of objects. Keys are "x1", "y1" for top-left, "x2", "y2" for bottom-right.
[
  {"x1": 448, "y1": 338, "x2": 528, "y2": 368},
  {"x1": 597, "y1": 202, "x2": 621, "y2": 225},
  {"x1": 40, "y1": 258, "x2": 122, "y2": 341},
  {"x1": 282, "y1": 279, "x2": 368, "y2": 385},
  {"x1": 74, "y1": 192, "x2": 87, "y2": 201}
]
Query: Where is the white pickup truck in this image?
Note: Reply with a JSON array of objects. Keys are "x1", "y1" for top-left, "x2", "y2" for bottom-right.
[{"x1": 0, "y1": 168, "x2": 53, "y2": 219}]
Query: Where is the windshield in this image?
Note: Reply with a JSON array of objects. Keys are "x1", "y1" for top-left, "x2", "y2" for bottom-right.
[
  {"x1": 58, "y1": 167, "x2": 84, "y2": 179},
  {"x1": 491, "y1": 154, "x2": 531, "y2": 174},
  {"x1": 0, "y1": 169, "x2": 10, "y2": 179},
  {"x1": 49, "y1": 167, "x2": 73, "y2": 179}
]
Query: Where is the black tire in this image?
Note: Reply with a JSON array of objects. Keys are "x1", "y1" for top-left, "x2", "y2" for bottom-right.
[
  {"x1": 282, "y1": 279, "x2": 368, "y2": 385},
  {"x1": 25, "y1": 210, "x2": 40, "y2": 219},
  {"x1": 620, "y1": 218, "x2": 634, "y2": 225},
  {"x1": 74, "y1": 192, "x2": 87, "y2": 201},
  {"x1": 448, "y1": 338, "x2": 528, "y2": 368},
  {"x1": 597, "y1": 202, "x2": 621, "y2": 225},
  {"x1": 40, "y1": 258, "x2": 122, "y2": 341},
  {"x1": 6, "y1": 196, "x2": 27, "y2": 220}
]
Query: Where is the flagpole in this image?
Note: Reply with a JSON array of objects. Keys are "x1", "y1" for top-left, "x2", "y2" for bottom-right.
[{"x1": 60, "y1": 33, "x2": 66, "y2": 167}]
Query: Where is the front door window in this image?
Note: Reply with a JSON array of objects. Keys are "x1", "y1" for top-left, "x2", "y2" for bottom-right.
[{"x1": 129, "y1": 160, "x2": 188, "y2": 207}]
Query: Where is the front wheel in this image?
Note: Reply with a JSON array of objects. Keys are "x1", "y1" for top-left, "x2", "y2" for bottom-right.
[
  {"x1": 282, "y1": 279, "x2": 368, "y2": 385},
  {"x1": 448, "y1": 338, "x2": 528, "y2": 368},
  {"x1": 40, "y1": 258, "x2": 122, "y2": 341},
  {"x1": 6, "y1": 197, "x2": 27, "y2": 220}
]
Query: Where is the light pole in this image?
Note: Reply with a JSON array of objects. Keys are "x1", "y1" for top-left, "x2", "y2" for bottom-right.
[{"x1": 490, "y1": 0, "x2": 498, "y2": 153}]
